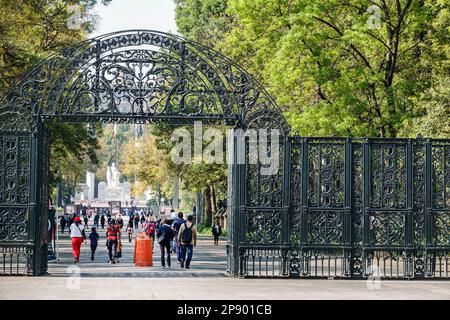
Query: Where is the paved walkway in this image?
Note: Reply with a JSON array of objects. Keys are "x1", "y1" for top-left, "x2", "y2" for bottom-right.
[
  {"x1": 48, "y1": 217, "x2": 227, "y2": 277},
  {"x1": 0, "y1": 217, "x2": 449, "y2": 300}
]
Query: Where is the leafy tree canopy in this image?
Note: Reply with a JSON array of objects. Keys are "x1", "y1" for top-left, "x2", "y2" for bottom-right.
[{"x1": 175, "y1": 0, "x2": 449, "y2": 138}]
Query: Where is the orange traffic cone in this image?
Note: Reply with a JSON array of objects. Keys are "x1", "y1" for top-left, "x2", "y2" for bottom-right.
[{"x1": 134, "y1": 233, "x2": 153, "y2": 266}]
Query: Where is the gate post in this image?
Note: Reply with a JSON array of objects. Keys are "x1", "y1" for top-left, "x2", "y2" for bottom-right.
[
  {"x1": 227, "y1": 129, "x2": 246, "y2": 277},
  {"x1": 362, "y1": 139, "x2": 371, "y2": 276},
  {"x1": 281, "y1": 136, "x2": 291, "y2": 276},
  {"x1": 30, "y1": 122, "x2": 50, "y2": 276},
  {"x1": 424, "y1": 138, "x2": 434, "y2": 277},
  {"x1": 300, "y1": 138, "x2": 309, "y2": 275},
  {"x1": 29, "y1": 129, "x2": 39, "y2": 275},
  {"x1": 405, "y1": 139, "x2": 414, "y2": 278},
  {"x1": 344, "y1": 138, "x2": 353, "y2": 277}
]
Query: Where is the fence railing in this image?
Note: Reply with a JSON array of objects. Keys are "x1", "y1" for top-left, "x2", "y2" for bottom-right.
[{"x1": 241, "y1": 137, "x2": 450, "y2": 279}]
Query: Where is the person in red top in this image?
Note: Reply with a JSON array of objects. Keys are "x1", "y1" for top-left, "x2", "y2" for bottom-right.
[
  {"x1": 106, "y1": 219, "x2": 121, "y2": 264},
  {"x1": 70, "y1": 216, "x2": 85, "y2": 263}
]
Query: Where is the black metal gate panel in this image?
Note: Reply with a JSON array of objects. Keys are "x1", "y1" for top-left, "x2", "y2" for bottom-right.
[
  {"x1": 0, "y1": 132, "x2": 33, "y2": 275},
  {"x1": 239, "y1": 137, "x2": 450, "y2": 279}
]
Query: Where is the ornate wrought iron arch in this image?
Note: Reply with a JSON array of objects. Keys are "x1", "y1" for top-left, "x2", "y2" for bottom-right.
[
  {"x1": 0, "y1": 30, "x2": 289, "y2": 132},
  {"x1": 0, "y1": 30, "x2": 290, "y2": 276}
]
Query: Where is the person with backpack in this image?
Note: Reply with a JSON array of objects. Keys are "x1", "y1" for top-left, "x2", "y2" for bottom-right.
[
  {"x1": 156, "y1": 218, "x2": 174, "y2": 268},
  {"x1": 177, "y1": 215, "x2": 198, "y2": 269},
  {"x1": 106, "y1": 219, "x2": 121, "y2": 264},
  {"x1": 89, "y1": 227, "x2": 99, "y2": 261},
  {"x1": 144, "y1": 216, "x2": 157, "y2": 251},
  {"x1": 212, "y1": 219, "x2": 222, "y2": 246},
  {"x1": 70, "y1": 216, "x2": 86, "y2": 263},
  {"x1": 171, "y1": 212, "x2": 186, "y2": 263}
]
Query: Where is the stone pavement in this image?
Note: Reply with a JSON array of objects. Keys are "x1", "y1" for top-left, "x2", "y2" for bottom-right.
[
  {"x1": 0, "y1": 217, "x2": 449, "y2": 300},
  {"x1": 47, "y1": 217, "x2": 227, "y2": 277},
  {"x1": 1, "y1": 275, "x2": 449, "y2": 300}
]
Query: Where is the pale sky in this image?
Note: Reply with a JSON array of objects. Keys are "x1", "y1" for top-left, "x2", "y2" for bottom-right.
[{"x1": 90, "y1": 0, "x2": 178, "y2": 38}]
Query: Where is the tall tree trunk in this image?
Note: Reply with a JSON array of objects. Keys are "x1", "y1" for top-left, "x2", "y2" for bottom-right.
[
  {"x1": 204, "y1": 185, "x2": 212, "y2": 226},
  {"x1": 157, "y1": 185, "x2": 161, "y2": 206}
]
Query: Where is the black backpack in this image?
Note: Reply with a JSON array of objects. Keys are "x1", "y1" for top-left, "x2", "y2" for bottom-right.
[{"x1": 181, "y1": 222, "x2": 193, "y2": 244}]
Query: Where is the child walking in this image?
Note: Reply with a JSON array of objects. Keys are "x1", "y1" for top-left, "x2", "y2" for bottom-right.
[{"x1": 89, "y1": 227, "x2": 99, "y2": 261}]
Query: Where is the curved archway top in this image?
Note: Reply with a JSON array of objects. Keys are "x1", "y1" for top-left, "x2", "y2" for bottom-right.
[{"x1": 0, "y1": 30, "x2": 290, "y2": 134}]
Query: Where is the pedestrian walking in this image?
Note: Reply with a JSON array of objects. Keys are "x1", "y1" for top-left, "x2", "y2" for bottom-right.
[
  {"x1": 134, "y1": 214, "x2": 140, "y2": 229},
  {"x1": 144, "y1": 216, "x2": 156, "y2": 251},
  {"x1": 178, "y1": 215, "x2": 198, "y2": 269},
  {"x1": 140, "y1": 213, "x2": 146, "y2": 226},
  {"x1": 115, "y1": 237, "x2": 123, "y2": 263},
  {"x1": 156, "y1": 218, "x2": 174, "y2": 268},
  {"x1": 70, "y1": 216, "x2": 86, "y2": 263},
  {"x1": 130, "y1": 218, "x2": 134, "y2": 229},
  {"x1": 67, "y1": 215, "x2": 73, "y2": 231},
  {"x1": 106, "y1": 220, "x2": 121, "y2": 264},
  {"x1": 83, "y1": 215, "x2": 89, "y2": 228},
  {"x1": 60, "y1": 215, "x2": 67, "y2": 234},
  {"x1": 89, "y1": 227, "x2": 99, "y2": 261},
  {"x1": 171, "y1": 212, "x2": 186, "y2": 263},
  {"x1": 126, "y1": 220, "x2": 133, "y2": 242},
  {"x1": 212, "y1": 219, "x2": 222, "y2": 246},
  {"x1": 116, "y1": 214, "x2": 124, "y2": 229},
  {"x1": 93, "y1": 213, "x2": 99, "y2": 229},
  {"x1": 100, "y1": 214, "x2": 105, "y2": 229}
]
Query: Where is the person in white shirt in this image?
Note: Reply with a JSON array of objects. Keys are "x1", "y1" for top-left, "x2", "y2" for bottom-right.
[{"x1": 70, "y1": 216, "x2": 85, "y2": 263}]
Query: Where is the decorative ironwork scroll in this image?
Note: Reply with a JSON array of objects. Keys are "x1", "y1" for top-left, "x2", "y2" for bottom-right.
[
  {"x1": 1, "y1": 30, "x2": 288, "y2": 129},
  {"x1": 0, "y1": 30, "x2": 289, "y2": 276},
  {"x1": 240, "y1": 137, "x2": 450, "y2": 280}
]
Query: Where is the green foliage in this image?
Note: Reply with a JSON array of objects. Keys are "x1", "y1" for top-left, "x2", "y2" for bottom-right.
[
  {"x1": 149, "y1": 124, "x2": 228, "y2": 196},
  {"x1": 196, "y1": 223, "x2": 227, "y2": 236},
  {"x1": 0, "y1": 0, "x2": 111, "y2": 200},
  {"x1": 49, "y1": 122, "x2": 102, "y2": 191},
  {"x1": 175, "y1": 0, "x2": 450, "y2": 138},
  {"x1": 175, "y1": 0, "x2": 231, "y2": 47}
]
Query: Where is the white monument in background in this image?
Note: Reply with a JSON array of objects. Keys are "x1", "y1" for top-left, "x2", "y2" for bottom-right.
[
  {"x1": 86, "y1": 171, "x2": 95, "y2": 201},
  {"x1": 105, "y1": 162, "x2": 123, "y2": 201},
  {"x1": 98, "y1": 181, "x2": 107, "y2": 200},
  {"x1": 74, "y1": 163, "x2": 132, "y2": 204}
]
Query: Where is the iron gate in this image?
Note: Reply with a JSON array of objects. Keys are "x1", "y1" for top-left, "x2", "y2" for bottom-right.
[
  {"x1": 0, "y1": 30, "x2": 448, "y2": 279},
  {"x1": 239, "y1": 137, "x2": 450, "y2": 279}
]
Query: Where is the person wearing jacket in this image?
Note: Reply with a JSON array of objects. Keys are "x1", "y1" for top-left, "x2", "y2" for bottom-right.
[
  {"x1": 60, "y1": 215, "x2": 67, "y2": 234},
  {"x1": 106, "y1": 220, "x2": 121, "y2": 264},
  {"x1": 100, "y1": 214, "x2": 106, "y2": 229},
  {"x1": 156, "y1": 218, "x2": 174, "y2": 268},
  {"x1": 171, "y1": 212, "x2": 186, "y2": 263},
  {"x1": 211, "y1": 219, "x2": 222, "y2": 246},
  {"x1": 177, "y1": 215, "x2": 198, "y2": 269},
  {"x1": 89, "y1": 227, "x2": 99, "y2": 261},
  {"x1": 134, "y1": 214, "x2": 140, "y2": 230},
  {"x1": 70, "y1": 216, "x2": 85, "y2": 263}
]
